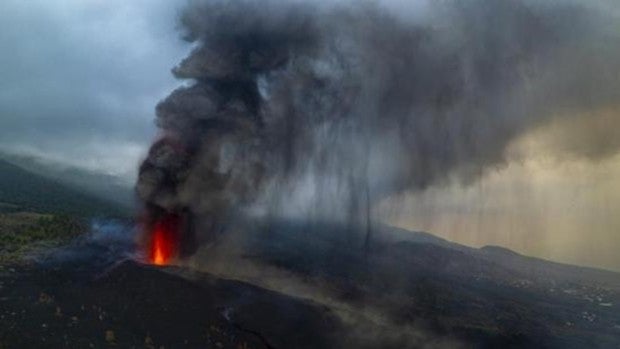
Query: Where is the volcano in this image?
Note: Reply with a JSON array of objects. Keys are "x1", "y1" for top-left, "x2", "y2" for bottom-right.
[{"x1": 2, "y1": 222, "x2": 620, "y2": 348}]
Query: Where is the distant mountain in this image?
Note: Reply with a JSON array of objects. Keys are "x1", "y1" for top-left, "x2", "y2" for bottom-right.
[
  {"x1": 0, "y1": 158, "x2": 128, "y2": 217},
  {"x1": 0, "y1": 152, "x2": 134, "y2": 209}
]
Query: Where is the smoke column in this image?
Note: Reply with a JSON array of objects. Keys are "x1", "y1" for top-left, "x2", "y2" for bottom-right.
[{"x1": 136, "y1": 0, "x2": 620, "y2": 256}]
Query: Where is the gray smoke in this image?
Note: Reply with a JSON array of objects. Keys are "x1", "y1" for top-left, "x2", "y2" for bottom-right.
[{"x1": 136, "y1": 0, "x2": 620, "y2": 247}]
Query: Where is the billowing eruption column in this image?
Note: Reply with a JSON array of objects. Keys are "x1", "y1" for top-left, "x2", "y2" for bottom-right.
[{"x1": 136, "y1": 0, "x2": 620, "y2": 262}]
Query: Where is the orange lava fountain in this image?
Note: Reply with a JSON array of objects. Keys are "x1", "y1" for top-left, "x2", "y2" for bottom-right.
[{"x1": 148, "y1": 214, "x2": 180, "y2": 266}]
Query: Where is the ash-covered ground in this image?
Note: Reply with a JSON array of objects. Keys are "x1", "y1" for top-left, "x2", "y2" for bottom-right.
[{"x1": 1, "y1": 220, "x2": 619, "y2": 349}]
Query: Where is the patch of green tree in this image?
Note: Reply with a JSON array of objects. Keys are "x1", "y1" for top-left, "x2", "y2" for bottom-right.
[{"x1": 0, "y1": 213, "x2": 87, "y2": 264}]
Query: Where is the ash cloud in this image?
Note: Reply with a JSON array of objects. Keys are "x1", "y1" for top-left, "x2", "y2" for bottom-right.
[{"x1": 136, "y1": 0, "x2": 620, "y2": 246}]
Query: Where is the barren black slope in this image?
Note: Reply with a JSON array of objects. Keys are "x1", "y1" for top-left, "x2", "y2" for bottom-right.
[{"x1": 2, "y1": 223, "x2": 619, "y2": 348}]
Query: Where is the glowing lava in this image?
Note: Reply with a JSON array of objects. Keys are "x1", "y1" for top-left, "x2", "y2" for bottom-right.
[{"x1": 148, "y1": 214, "x2": 180, "y2": 266}]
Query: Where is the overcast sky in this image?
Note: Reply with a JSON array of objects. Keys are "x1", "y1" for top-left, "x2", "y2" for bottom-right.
[{"x1": 0, "y1": 0, "x2": 190, "y2": 178}]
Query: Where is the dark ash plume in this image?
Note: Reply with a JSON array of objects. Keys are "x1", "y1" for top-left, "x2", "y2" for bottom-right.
[{"x1": 136, "y1": 0, "x2": 620, "y2": 249}]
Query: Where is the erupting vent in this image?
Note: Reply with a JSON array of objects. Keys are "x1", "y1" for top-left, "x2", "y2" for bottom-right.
[{"x1": 149, "y1": 214, "x2": 180, "y2": 266}]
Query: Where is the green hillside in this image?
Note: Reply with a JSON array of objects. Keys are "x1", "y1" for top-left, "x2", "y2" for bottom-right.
[{"x1": 0, "y1": 159, "x2": 128, "y2": 217}]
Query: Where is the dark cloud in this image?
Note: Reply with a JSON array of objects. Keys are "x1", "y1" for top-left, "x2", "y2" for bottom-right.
[{"x1": 137, "y1": 0, "x2": 620, "y2": 247}]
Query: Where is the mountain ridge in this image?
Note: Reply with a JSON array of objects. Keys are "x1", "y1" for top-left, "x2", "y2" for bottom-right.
[
  {"x1": 0, "y1": 157, "x2": 128, "y2": 217},
  {"x1": 0, "y1": 151, "x2": 134, "y2": 209}
]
